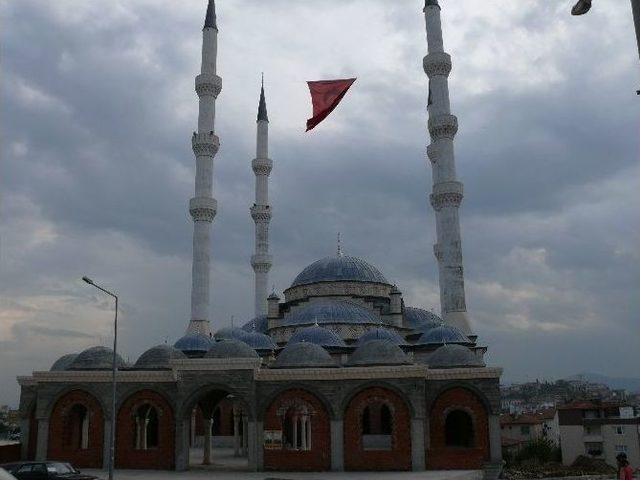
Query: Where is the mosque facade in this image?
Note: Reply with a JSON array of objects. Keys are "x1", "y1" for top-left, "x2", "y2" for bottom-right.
[{"x1": 16, "y1": 0, "x2": 503, "y2": 474}]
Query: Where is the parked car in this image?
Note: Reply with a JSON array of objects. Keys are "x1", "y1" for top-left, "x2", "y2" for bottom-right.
[
  {"x1": 0, "y1": 468, "x2": 19, "y2": 480},
  {"x1": 5, "y1": 463, "x2": 97, "y2": 480}
]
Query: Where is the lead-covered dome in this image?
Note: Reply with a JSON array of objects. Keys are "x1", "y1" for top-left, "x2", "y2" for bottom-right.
[
  {"x1": 417, "y1": 325, "x2": 471, "y2": 345},
  {"x1": 205, "y1": 339, "x2": 259, "y2": 359},
  {"x1": 68, "y1": 346, "x2": 126, "y2": 370},
  {"x1": 242, "y1": 331, "x2": 276, "y2": 350},
  {"x1": 291, "y1": 255, "x2": 389, "y2": 287},
  {"x1": 214, "y1": 327, "x2": 249, "y2": 342},
  {"x1": 356, "y1": 327, "x2": 406, "y2": 346},
  {"x1": 241, "y1": 315, "x2": 268, "y2": 334},
  {"x1": 174, "y1": 333, "x2": 213, "y2": 355},
  {"x1": 347, "y1": 339, "x2": 411, "y2": 367},
  {"x1": 282, "y1": 300, "x2": 379, "y2": 326},
  {"x1": 288, "y1": 325, "x2": 346, "y2": 347},
  {"x1": 272, "y1": 342, "x2": 337, "y2": 369},
  {"x1": 404, "y1": 307, "x2": 443, "y2": 330},
  {"x1": 50, "y1": 353, "x2": 78, "y2": 371},
  {"x1": 427, "y1": 344, "x2": 485, "y2": 368},
  {"x1": 135, "y1": 345, "x2": 187, "y2": 369}
]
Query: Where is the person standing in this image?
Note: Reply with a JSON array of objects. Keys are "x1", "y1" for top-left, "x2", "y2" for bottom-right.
[{"x1": 617, "y1": 453, "x2": 634, "y2": 480}]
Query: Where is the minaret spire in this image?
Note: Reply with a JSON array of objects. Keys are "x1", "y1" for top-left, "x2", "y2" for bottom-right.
[
  {"x1": 251, "y1": 75, "x2": 273, "y2": 317},
  {"x1": 186, "y1": 1, "x2": 223, "y2": 335},
  {"x1": 422, "y1": 1, "x2": 472, "y2": 334}
]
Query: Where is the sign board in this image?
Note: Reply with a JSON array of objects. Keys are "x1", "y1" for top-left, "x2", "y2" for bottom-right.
[{"x1": 264, "y1": 430, "x2": 282, "y2": 449}]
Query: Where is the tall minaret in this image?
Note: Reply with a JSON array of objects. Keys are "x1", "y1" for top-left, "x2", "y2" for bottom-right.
[
  {"x1": 422, "y1": 0, "x2": 472, "y2": 334},
  {"x1": 187, "y1": 0, "x2": 221, "y2": 335},
  {"x1": 250, "y1": 76, "x2": 273, "y2": 317}
]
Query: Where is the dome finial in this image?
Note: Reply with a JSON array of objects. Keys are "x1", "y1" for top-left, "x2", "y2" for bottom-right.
[{"x1": 337, "y1": 232, "x2": 343, "y2": 257}]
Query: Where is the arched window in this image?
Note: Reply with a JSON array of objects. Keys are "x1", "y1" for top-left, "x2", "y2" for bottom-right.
[
  {"x1": 134, "y1": 404, "x2": 159, "y2": 450},
  {"x1": 66, "y1": 404, "x2": 89, "y2": 450},
  {"x1": 281, "y1": 406, "x2": 312, "y2": 451},
  {"x1": 380, "y1": 404, "x2": 392, "y2": 435},
  {"x1": 445, "y1": 410, "x2": 474, "y2": 448},
  {"x1": 360, "y1": 401, "x2": 392, "y2": 450}
]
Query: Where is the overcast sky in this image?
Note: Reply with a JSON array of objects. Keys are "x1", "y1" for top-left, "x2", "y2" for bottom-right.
[{"x1": 1, "y1": 0, "x2": 638, "y2": 407}]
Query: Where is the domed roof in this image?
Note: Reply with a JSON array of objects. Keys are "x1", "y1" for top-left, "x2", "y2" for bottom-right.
[
  {"x1": 427, "y1": 344, "x2": 485, "y2": 368},
  {"x1": 214, "y1": 327, "x2": 249, "y2": 342},
  {"x1": 291, "y1": 255, "x2": 389, "y2": 288},
  {"x1": 288, "y1": 325, "x2": 346, "y2": 347},
  {"x1": 50, "y1": 353, "x2": 78, "y2": 371},
  {"x1": 272, "y1": 342, "x2": 337, "y2": 369},
  {"x1": 241, "y1": 314, "x2": 268, "y2": 334},
  {"x1": 242, "y1": 331, "x2": 276, "y2": 350},
  {"x1": 347, "y1": 339, "x2": 411, "y2": 367},
  {"x1": 205, "y1": 339, "x2": 259, "y2": 359},
  {"x1": 356, "y1": 327, "x2": 406, "y2": 346},
  {"x1": 68, "y1": 346, "x2": 126, "y2": 370},
  {"x1": 404, "y1": 307, "x2": 443, "y2": 330},
  {"x1": 282, "y1": 300, "x2": 379, "y2": 326},
  {"x1": 417, "y1": 325, "x2": 471, "y2": 345},
  {"x1": 174, "y1": 333, "x2": 213, "y2": 353},
  {"x1": 134, "y1": 344, "x2": 187, "y2": 369}
]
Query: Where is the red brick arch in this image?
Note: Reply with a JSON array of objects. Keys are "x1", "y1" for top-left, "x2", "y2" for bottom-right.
[
  {"x1": 263, "y1": 388, "x2": 331, "y2": 471},
  {"x1": 115, "y1": 389, "x2": 175, "y2": 470},
  {"x1": 427, "y1": 387, "x2": 489, "y2": 469},
  {"x1": 344, "y1": 386, "x2": 411, "y2": 471},
  {"x1": 47, "y1": 389, "x2": 104, "y2": 468}
]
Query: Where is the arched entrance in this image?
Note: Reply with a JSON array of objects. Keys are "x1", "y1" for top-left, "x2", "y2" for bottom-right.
[
  {"x1": 182, "y1": 388, "x2": 250, "y2": 471},
  {"x1": 262, "y1": 388, "x2": 331, "y2": 471},
  {"x1": 427, "y1": 387, "x2": 490, "y2": 469},
  {"x1": 47, "y1": 390, "x2": 104, "y2": 468},
  {"x1": 115, "y1": 389, "x2": 175, "y2": 469},
  {"x1": 343, "y1": 386, "x2": 411, "y2": 471}
]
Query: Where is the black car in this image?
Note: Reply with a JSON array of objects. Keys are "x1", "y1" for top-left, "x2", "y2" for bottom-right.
[{"x1": 3, "y1": 462, "x2": 98, "y2": 480}]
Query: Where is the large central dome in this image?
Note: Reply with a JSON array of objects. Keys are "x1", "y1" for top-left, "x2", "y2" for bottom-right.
[{"x1": 291, "y1": 255, "x2": 389, "y2": 288}]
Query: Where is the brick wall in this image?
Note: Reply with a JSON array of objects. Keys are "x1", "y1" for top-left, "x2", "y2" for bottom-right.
[
  {"x1": 427, "y1": 387, "x2": 489, "y2": 470},
  {"x1": 47, "y1": 390, "x2": 104, "y2": 469},
  {"x1": 115, "y1": 389, "x2": 175, "y2": 470},
  {"x1": 343, "y1": 387, "x2": 412, "y2": 471},
  {"x1": 263, "y1": 389, "x2": 331, "y2": 471}
]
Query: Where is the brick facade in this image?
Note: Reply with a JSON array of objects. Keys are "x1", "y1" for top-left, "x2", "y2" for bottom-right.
[
  {"x1": 47, "y1": 390, "x2": 104, "y2": 469},
  {"x1": 115, "y1": 389, "x2": 175, "y2": 470},
  {"x1": 427, "y1": 387, "x2": 489, "y2": 470},
  {"x1": 344, "y1": 387, "x2": 412, "y2": 471},
  {"x1": 263, "y1": 389, "x2": 331, "y2": 471}
]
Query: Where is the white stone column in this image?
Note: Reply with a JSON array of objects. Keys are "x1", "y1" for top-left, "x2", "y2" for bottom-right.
[
  {"x1": 250, "y1": 81, "x2": 273, "y2": 317},
  {"x1": 247, "y1": 420, "x2": 258, "y2": 471},
  {"x1": 423, "y1": 0, "x2": 472, "y2": 334},
  {"x1": 233, "y1": 413, "x2": 240, "y2": 456},
  {"x1": 142, "y1": 418, "x2": 149, "y2": 450},
  {"x1": 330, "y1": 420, "x2": 343, "y2": 471},
  {"x1": 242, "y1": 417, "x2": 249, "y2": 456},
  {"x1": 410, "y1": 418, "x2": 426, "y2": 471},
  {"x1": 35, "y1": 418, "x2": 48, "y2": 461},
  {"x1": 81, "y1": 414, "x2": 89, "y2": 450},
  {"x1": 203, "y1": 418, "x2": 213, "y2": 465},
  {"x1": 300, "y1": 415, "x2": 307, "y2": 450},
  {"x1": 187, "y1": 0, "x2": 222, "y2": 336},
  {"x1": 488, "y1": 414, "x2": 503, "y2": 462},
  {"x1": 175, "y1": 418, "x2": 190, "y2": 471}
]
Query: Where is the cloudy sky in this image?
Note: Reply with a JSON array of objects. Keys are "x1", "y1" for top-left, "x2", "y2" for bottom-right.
[{"x1": 1, "y1": 0, "x2": 638, "y2": 407}]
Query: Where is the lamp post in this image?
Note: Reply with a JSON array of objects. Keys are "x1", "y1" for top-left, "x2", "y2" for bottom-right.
[
  {"x1": 82, "y1": 276, "x2": 118, "y2": 480},
  {"x1": 572, "y1": 0, "x2": 640, "y2": 94}
]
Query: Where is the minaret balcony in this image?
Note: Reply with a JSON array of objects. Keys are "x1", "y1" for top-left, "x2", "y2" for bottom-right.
[
  {"x1": 192, "y1": 131, "x2": 220, "y2": 156},
  {"x1": 251, "y1": 254, "x2": 273, "y2": 272},
  {"x1": 430, "y1": 181, "x2": 463, "y2": 211},
  {"x1": 252, "y1": 158, "x2": 273, "y2": 176},
  {"x1": 428, "y1": 114, "x2": 458, "y2": 140},
  {"x1": 195, "y1": 73, "x2": 222, "y2": 98},
  {"x1": 423, "y1": 51, "x2": 452, "y2": 78},
  {"x1": 250, "y1": 204, "x2": 272, "y2": 222},
  {"x1": 189, "y1": 196, "x2": 217, "y2": 222}
]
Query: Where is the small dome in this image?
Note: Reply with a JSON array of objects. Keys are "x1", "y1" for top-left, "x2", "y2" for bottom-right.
[
  {"x1": 214, "y1": 327, "x2": 249, "y2": 342},
  {"x1": 356, "y1": 327, "x2": 406, "y2": 346},
  {"x1": 282, "y1": 300, "x2": 379, "y2": 326},
  {"x1": 242, "y1": 331, "x2": 276, "y2": 350},
  {"x1": 174, "y1": 333, "x2": 213, "y2": 354},
  {"x1": 50, "y1": 353, "x2": 78, "y2": 371},
  {"x1": 134, "y1": 345, "x2": 187, "y2": 369},
  {"x1": 417, "y1": 325, "x2": 471, "y2": 345},
  {"x1": 291, "y1": 255, "x2": 389, "y2": 288},
  {"x1": 347, "y1": 339, "x2": 411, "y2": 367},
  {"x1": 427, "y1": 344, "x2": 485, "y2": 369},
  {"x1": 288, "y1": 325, "x2": 346, "y2": 347},
  {"x1": 68, "y1": 346, "x2": 126, "y2": 370},
  {"x1": 205, "y1": 339, "x2": 259, "y2": 359},
  {"x1": 272, "y1": 342, "x2": 337, "y2": 369},
  {"x1": 241, "y1": 314, "x2": 268, "y2": 334},
  {"x1": 404, "y1": 307, "x2": 443, "y2": 330}
]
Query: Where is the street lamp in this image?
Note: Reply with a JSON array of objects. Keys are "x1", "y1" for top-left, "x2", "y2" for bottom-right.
[
  {"x1": 572, "y1": 0, "x2": 640, "y2": 94},
  {"x1": 82, "y1": 276, "x2": 118, "y2": 480}
]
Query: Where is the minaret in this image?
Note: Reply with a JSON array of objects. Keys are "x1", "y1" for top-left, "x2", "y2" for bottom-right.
[
  {"x1": 187, "y1": 0, "x2": 222, "y2": 335},
  {"x1": 250, "y1": 76, "x2": 273, "y2": 317},
  {"x1": 422, "y1": 0, "x2": 472, "y2": 334}
]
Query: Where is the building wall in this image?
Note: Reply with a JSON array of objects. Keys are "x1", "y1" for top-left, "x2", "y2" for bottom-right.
[
  {"x1": 559, "y1": 424, "x2": 586, "y2": 465},
  {"x1": 601, "y1": 422, "x2": 640, "y2": 468},
  {"x1": 343, "y1": 387, "x2": 412, "y2": 471}
]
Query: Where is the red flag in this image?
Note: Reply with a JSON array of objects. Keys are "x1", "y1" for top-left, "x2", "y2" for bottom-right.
[{"x1": 306, "y1": 78, "x2": 356, "y2": 131}]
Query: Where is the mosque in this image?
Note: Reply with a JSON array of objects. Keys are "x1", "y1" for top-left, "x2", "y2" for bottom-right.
[{"x1": 16, "y1": 0, "x2": 503, "y2": 475}]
